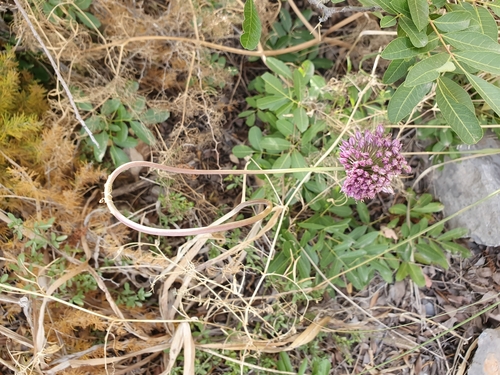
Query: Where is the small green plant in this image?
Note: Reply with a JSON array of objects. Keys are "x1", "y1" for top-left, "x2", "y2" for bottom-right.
[
  {"x1": 39, "y1": 0, "x2": 101, "y2": 29},
  {"x1": 116, "y1": 282, "x2": 152, "y2": 307},
  {"x1": 265, "y1": 8, "x2": 333, "y2": 68},
  {"x1": 77, "y1": 81, "x2": 170, "y2": 167},
  {"x1": 158, "y1": 191, "x2": 195, "y2": 227}
]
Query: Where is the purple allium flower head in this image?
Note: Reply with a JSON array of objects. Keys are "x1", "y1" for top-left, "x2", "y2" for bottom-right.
[{"x1": 339, "y1": 125, "x2": 411, "y2": 201}]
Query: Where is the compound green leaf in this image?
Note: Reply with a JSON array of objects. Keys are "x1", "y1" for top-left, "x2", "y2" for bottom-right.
[
  {"x1": 405, "y1": 53, "x2": 450, "y2": 86},
  {"x1": 399, "y1": 16, "x2": 428, "y2": 47},
  {"x1": 266, "y1": 57, "x2": 292, "y2": 80},
  {"x1": 443, "y1": 31, "x2": 500, "y2": 53},
  {"x1": 388, "y1": 83, "x2": 430, "y2": 123},
  {"x1": 436, "y1": 77, "x2": 483, "y2": 144},
  {"x1": 383, "y1": 58, "x2": 414, "y2": 84},
  {"x1": 240, "y1": 0, "x2": 262, "y2": 50},
  {"x1": 465, "y1": 73, "x2": 500, "y2": 118},
  {"x1": 416, "y1": 243, "x2": 448, "y2": 269},
  {"x1": 455, "y1": 51, "x2": 500, "y2": 75},
  {"x1": 408, "y1": 0, "x2": 429, "y2": 30},
  {"x1": 433, "y1": 11, "x2": 471, "y2": 32},
  {"x1": 395, "y1": 261, "x2": 410, "y2": 281}
]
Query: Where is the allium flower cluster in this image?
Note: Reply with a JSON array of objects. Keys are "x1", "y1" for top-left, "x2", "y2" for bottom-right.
[{"x1": 338, "y1": 125, "x2": 411, "y2": 201}]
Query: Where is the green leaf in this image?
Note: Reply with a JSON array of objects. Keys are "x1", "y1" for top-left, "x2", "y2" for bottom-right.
[
  {"x1": 140, "y1": 108, "x2": 170, "y2": 125},
  {"x1": 373, "y1": 0, "x2": 397, "y2": 14},
  {"x1": 101, "y1": 98, "x2": 121, "y2": 116},
  {"x1": 433, "y1": 11, "x2": 471, "y2": 32},
  {"x1": 408, "y1": 263, "x2": 426, "y2": 286},
  {"x1": 455, "y1": 51, "x2": 500, "y2": 75},
  {"x1": 113, "y1": 121, "x2": 128, "y2": 143},
  {"x1": 388, "y1": 83, "x2": 430, "y2": 123},
  {"x1": 76, "y1": 11, "x2": 101, "y2": 29},
  {"x1": 354, "y1": 232, "x2": 379, "y2": 248},
  {"x1": 233, "y1": 145, "x2": 255, "y2": 158},
  {"x1": 290, "y1": 150, "x2": 308, "y2": 180},
  {"x1": 411, "y1": 202, "x2": 444, "y2": 213},
  {"x1": 465, "y1": 73, "x2": 500, "y2": 118},
  {"x1": 443, "y1": 31, "x2": 500, "y2": 53},
  {"x1": 380, "y1": 15, "x2": 397, "y2": 28},
  {"x1": 488, "y1": 0, "x2": 500, "y2": 17},
  {"x1": 272, "y1": 153, "x2": 291, "y2": 175},
  {"x1": 276, "y1": 119, "x2": 294, "y2": 137},
  {"x1": 293, "y1": 69, "x2": 306, "y2": 102},
  {"x1": 464, "y1": 4, "x2": 498, "y2": 41},
  {"x1": 74, "y1": 0, "x2": 91, "y2": 10},
  {"x1": 436, "y1": 77, "x2": 483, "y2": 144},
  {"x1": 85, "y1": 115, "x2": 105, "y2": 132},
  {"x1": 381, "y1": 35, "x2": 438, "y2": 60},
  {"x1": 395, "y1": 261, "x2": 410, "y2": 281},
  {"x1": 130, "y1": 121, "x2": 155, "y2": 145},
  {"x1": 383, "y1": 58, "x2": 414, "y2": 84},
  {"x1": 92, "y1": 132, "x2": 108, "y2": 162},
  {"x1": 113, "y1": 136, "x2": 138, "y2": 149},
  {"x1": 266, "y1": 57, "x2": 292, "y2": 80},
  {"x1": 408, "y1": 0, "x2": 428, "y2": 30},
  {"x1": 240, "y1": 0, "x2": 262, "y2": 50},
  {"x1": 416, "y1": 243, "x2": 448, "y2": 268},
  {"x1": 439, "y1": 241, "x2": 471, "y2": 257},
  {"x1": 109, "y1": 145, "x2": 130, "y2": 167},
  {"x1": 405, "y1": 53, "x2": 450, "y2": 86},
  {"x1": 76, "y1": 101, "x2": 93, "y2": 111},
  {"x1": 437, "y1": 227, "x2": 468, "y2": 241},
  {"x1": 357, "y1": 202, "x2": 370, "y2": 224},
  {"x1": 248, "y1": 126, "x2": 263, "y2": 150},
  {"x1": 259, "y1": 137, "x2": 291, "y2": 152},
  {"x1": 293, "y1": 107, "x2": 309, "y2": 133},
  {"x1": 131, "y1": 96, "x2": 146, "y2": 113},
  {"x1": 256, "y1": 95, "x2": 289, "y2": 110},
  {"x1": 391, "y1": 0, "x2": 411, "y2": 17},
  {"x1": 399, "y1": 16, "x2": 428, "y2": 47},
  {"x1": 261, "y1": 73, "x2": 287, "y2": 96}
]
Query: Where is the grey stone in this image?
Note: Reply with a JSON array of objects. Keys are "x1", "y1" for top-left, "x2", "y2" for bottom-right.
[
  {"x1": 430, "y1": 134, "x2": 500, "y2": 246},
  {"x1": 468, "y1": 328, "x2": 500, "y2": 375}
]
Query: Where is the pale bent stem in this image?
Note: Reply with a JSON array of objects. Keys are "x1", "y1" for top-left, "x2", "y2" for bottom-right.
[{"x1": 103, "y1": 161, "x2": 341, "y2": 236}]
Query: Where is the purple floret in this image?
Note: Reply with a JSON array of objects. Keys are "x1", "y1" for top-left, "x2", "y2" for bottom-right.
[{"x1": 339, "y1": 125, "x2": 411, "y2": 200}]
